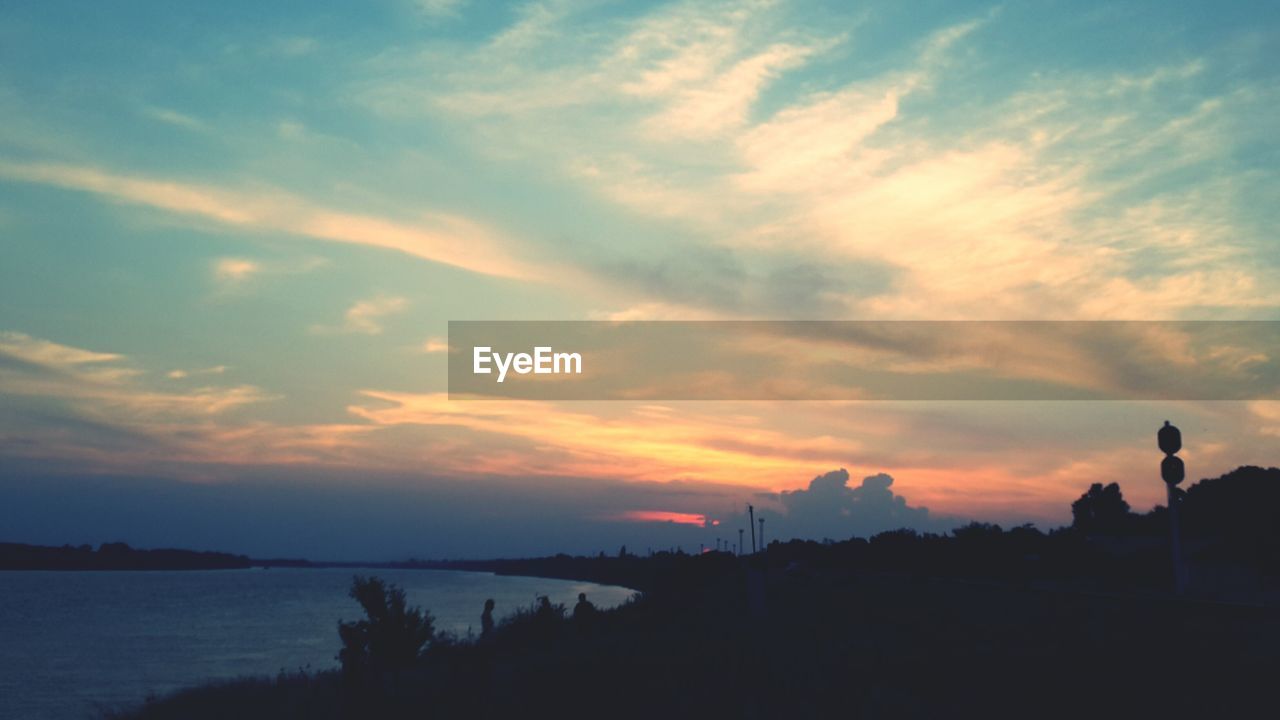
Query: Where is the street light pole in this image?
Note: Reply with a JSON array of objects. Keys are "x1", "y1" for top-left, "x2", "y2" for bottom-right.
[{"x1": 1158, "y1": 421, "x2": 1189, "y2": 595}]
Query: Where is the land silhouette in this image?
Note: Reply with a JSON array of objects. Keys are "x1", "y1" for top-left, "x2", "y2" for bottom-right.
[
  {"x1": 102, "y1": 465, "x2": 1279, "y2": 719},
  {"x1": 0, "y1": 542, "x2": 251, "y2": 571}
]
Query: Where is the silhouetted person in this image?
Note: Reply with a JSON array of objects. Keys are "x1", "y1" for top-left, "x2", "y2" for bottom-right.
[
  {"x1": 481, "y1": 598, "x2": 495, "y2": 641},
  {"x1": 573, "y1": 592, "x2": 596, "y2": 621}
]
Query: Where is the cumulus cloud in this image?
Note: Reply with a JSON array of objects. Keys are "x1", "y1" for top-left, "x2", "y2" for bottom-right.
[{"x1": 777, "y1": 468, "x2": 957, "y2": 540}]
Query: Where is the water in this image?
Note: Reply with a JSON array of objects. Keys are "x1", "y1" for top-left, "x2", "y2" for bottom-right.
[{"x1": 0, "y1": 568, "x2": 635, "y2": 719}]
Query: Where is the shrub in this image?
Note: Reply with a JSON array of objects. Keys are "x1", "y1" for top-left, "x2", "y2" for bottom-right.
[{"x1": 337, "y1": 576, "x2": 434, "y2": 681}]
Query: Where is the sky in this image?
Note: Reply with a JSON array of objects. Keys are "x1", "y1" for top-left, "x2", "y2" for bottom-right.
[{"x1": 0, "y1": 0, "x2": 1277, "y2": 559}]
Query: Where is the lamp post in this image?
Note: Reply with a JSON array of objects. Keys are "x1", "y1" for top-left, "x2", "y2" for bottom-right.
[{"x1": 1158, "y1": 421, "x2": 1188, "y2": 595}]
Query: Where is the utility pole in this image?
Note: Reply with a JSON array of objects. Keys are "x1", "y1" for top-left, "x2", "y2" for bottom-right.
[
  {"x1": 738, "y1": 529, "x2": 744, "y2": 557},
  {"x1": 1158, "y1": 421, "x2": 1189, "y2": 595},
  {"x1": 758, "y1": 517, "x2": 765, "y2": 551},
  {"x1": 748, "y1": 504, "x2": 757, "y2": 554}
]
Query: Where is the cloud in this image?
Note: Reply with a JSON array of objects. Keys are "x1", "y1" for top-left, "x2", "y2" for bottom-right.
[
  {"x1": 0, "y1": 333, "x2": 391, "y2": 472},
  {"x1": 609, "y1": 510, "x2": 709, "y2": 526},
  {"x1": 213, "y1": 257, "x2": 261, "y2": 284},
  {"x1": 0, "y1": 331, "x2": 124, "y2": 371},
  {"x1": 4, "y1": 327, "x2": 1269, "y2": 525},
  {"x1": 311, "y1": 296, "x2": 408, "y2": 336},
  {"x1": 776, "y1": 468, "x2": 957, "y2": 540},
  {"x1": 414, "y1": 0, "x2": 466, "y2": 18},
  {"x1": 591, "y1": 247, "x2": 894, "y2": 318},
  {"x1": 209, "y1": 255, "x2": 329, "y2": 294},
  {"x1": 346, "y1": 391, "x2": 853, "y2": 487},
  {"x1": 363, "y1": 1, "x2": 1277, "y2": 320},
  {"x1": 0, "y1": 160, "x2": 541, "y2": 280},
  {"x1": 0, "y1": 331, "x2": 272, "y2": 423},
  {"x1": 640, "y1": 41, "x2": 823, "y2": 140},
  {"x1": 421, "y1": 337, "x2": 449, "y2": 353},
  {"x1": 167, "y1": 365, "x2": 228, "y2": 380},
  {"x1": 143, "y1": 107, "x2": 208, "y2": 132}
]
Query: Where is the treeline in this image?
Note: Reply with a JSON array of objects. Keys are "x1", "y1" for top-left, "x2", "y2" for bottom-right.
[
  {"x1": 442, "y1": 465, "x2": 1280, "y2": 594},
  {"x1": 1067, "y1": 465, "x2": 1279, "y2": 569},
  {"x1": 0, "y1": 541, "x2": 252, "y2": 571}
]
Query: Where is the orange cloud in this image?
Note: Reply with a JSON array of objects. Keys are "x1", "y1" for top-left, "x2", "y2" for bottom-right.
[
  {"x1": 611, "y1": 510, "x2": 708, "y2": 526},
  {"x1": 347, "y1": 392, "x2": 852, "y2": 487}
]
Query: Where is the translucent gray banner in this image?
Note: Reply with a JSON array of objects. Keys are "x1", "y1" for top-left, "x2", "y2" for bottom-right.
[{"x1": 447, "y1": 321, "x2": 1279, "y2": 400}]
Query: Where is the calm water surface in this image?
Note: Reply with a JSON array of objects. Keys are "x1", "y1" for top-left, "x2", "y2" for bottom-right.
[{"x1": 0, "y1": 568, "x2": 635, "y2": 719}]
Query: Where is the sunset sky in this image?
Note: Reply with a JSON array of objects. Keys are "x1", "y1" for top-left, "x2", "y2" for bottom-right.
[{"x1": 1, "y1": 0, "x2": 1277, "y2": 559}]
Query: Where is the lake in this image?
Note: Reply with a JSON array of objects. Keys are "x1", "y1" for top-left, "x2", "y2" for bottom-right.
[{"x1": 0, "y1": 568, "x2": 636, "y2": 719}]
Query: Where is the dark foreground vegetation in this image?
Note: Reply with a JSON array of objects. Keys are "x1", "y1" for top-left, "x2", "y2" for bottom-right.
[
  {"x1": 0, "y1": 541, "x2": 251, "y2": 571},
  {"x1": 110, "y1": 467, "x2": 1279, "y2": 719}
]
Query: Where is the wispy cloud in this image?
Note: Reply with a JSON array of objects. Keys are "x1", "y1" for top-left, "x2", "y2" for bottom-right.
[
  {"x1": 313, "y1": 296, "x2": 409, "y2": 335},
  {"x1": 609, "y1": 510, "x2": 709, "y2": 526},
  {"x1": 143, "y1": 107, "x2": 208, "y2": 132},
  {"x1": 167, "y1": 365, "x2": 228, "y2": 380},
  {"x1": 0, "y1": 160, "x2": 542, "y2": 280},
  {"x1": 414, "y1": 0, "x2": 466, "y2": 18},
  {"x1": 213, "y1": 257, "x2": 261, "y2": 284},
  {"x1": 363, "y1": 0, "x2": 1276, "y2": 320},
  {"x1": 209, "y1": 255, "x2": 329, "y2": 295},
  {"x1": 0, "y1": 331, "x2": 271, "y2": 419},
  {"x1": 347, "y1": 391, "x2": 834, "y2": 484},
  {"x1": 0, "y1": 333, "x2": 386, "y2": 472},
  {"x1": 421, "y1": 337, "x2": 449, "y2": 353}
]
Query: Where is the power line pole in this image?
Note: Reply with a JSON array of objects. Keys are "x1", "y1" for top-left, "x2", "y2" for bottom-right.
[{"x1": 748, "y1": 504, "x2": 756, "y2": 554}]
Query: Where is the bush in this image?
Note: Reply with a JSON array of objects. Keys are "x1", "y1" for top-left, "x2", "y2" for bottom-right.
[{"x1": 337, "y1": 576, "x2": 434, "y2": 681}]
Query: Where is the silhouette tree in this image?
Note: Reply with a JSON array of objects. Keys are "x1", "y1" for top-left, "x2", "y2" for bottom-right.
[
  {"x1": 1179, "y1": 465, "x2": 1280, "y2": 571},
  {"x1": 337, "y1": 576, "x2": 434, "y2": 681},
  {"x1": 1071, "y1": 482, "x2": 1133, "y2": 535}
]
